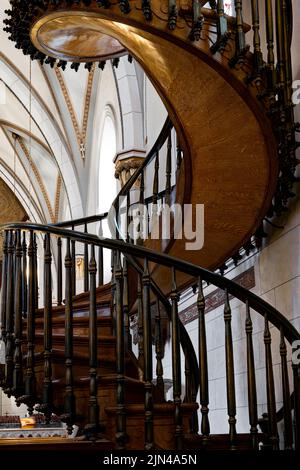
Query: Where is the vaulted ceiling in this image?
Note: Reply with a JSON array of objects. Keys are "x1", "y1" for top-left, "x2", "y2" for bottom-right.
[{"x1": 0, "y1": 0, "x2": 146, "y2": 224}]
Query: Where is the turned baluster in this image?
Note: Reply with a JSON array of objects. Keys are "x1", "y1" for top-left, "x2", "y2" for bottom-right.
[
  {"x1": 123, "y1": 258, "x2": 131, "y2": 350},
  {"x1": 98, "y1": 222, "x2": 104, "y2": 287},
  {"x1": 115, "y1": 251, "x2": 127, "y2": 449},
  {"x1": 264, "y1": 315, "x2": 279, "y2": 449},
  {"x1": 84, "y1": 223, "x2": 89, "y2": 292},
  {"x1": 233, "y1": 0, "x2": 246, "y2": 56},
  {"x1": 137, "y1": 275, "x2": 144, "y2": 372},
  {"x1": 280, "y1": 327, "x2": 293, "y2": 449},
  {"x1": 71, "y1": 224, "x2": 76, "y2": 296},
  {"x1": 165, "y1": 131, "x2": 172, "y2": 206},
  {"x1": 217, "y1": 0, "x2": 227, "y2": 38},
  {"x1": 275, "y1": 0, "x2": 286, "y2": 103},
  {"x1": 154, "y1": 300, "x2": 164, "y2": 401},
  {"x1": 198, "y1": 277, "x2": 210, "y2": 439},
  {"x1": 13, "y1": 230, "x2": 23, "y2": 397},
  {"x1": 176, "y1": 138, "x2": 182, "y2": 173},
  {"x1": 111, "y1": 250, "x2": 116, "y2": 333},
  {"x1": 142, "y1": 0, "x2": 152, "y2": 21},
  {"x1": 86, "y1": 244, "x2": 100, "y2": 438},
  {"x1": 152, "y1": 151, "x2": 159, "y2": 211},
  {"x1": 64, "y1": 238, "x2": 76, "y2": 434},
  {"x1": 23, "y1": 230, "x2": 36, "y2": 414},
  {"x1": 245, "y1": 301, "x2": 258, "y2": 449},
  {"x1": 292, "y1": 363, "x2": 300, "y2": 450},
  {"x1": 143, "y1": 258, "x2": 154, "y2": 450},
  {"x1": 265, "y1": 0, "x2": 276, "y2": 93},
  {"x1": 57, "y1": 237, "x2": 62, "y2": 306},
  {"x1": 281, "y1": 0, "x2": 292, "y2": 107},
  {"x1": 0, "y1": 230, "x2": 8, "y2": 340},
  {"x1": 42, "y1": 233, "x2": 53, "y2": 423},
  {"x1": 168, "y1": 0, "x2": 177, "y2": 30},
  {"x1": 171, "y1": 268, "x2": 183, "y2": 450},
  {"x1": 33, "y1": 233, "x2": 38, "y2": 308},
  {"x1": 224, "y1": 289, "x2": 236, "y2": 447},
  {"x1": 5, "y1": 230, "x2": 15, "y2": 394},
  {"x1": 21, "y1": 231, "x2": 27, "y2": 317},
  {"x1": 250, "y1": 0, "x2": 263, "y2": 79}
]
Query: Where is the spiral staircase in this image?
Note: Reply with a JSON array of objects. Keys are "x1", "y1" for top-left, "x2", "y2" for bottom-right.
[{"x1": 0, "y1": 0, "x2": 300, "y2": 454}]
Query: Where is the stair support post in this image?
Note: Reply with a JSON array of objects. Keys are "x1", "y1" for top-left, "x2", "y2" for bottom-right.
[
  {"x1": 224, "y1": 289, "x2": 237, "y2": 448},
  {"x1": 85, "y1": 244, "x2": 100, "y2": 439},
  {"x1": 198, "y1": 277, "x2": 210, "y2": 439},
  {"x1": 170, "y1": 268, "x2": 183, "y2": 450},
  {"x1": 64, "y1": 238, "x2": 76, "y2": 434},
  {"x1": 0, "y1": 230, "x2": 8, "y2": 342},
  {"x1": 13, "y1": 230, "x2": 23, "y2": 398},
  {"x1": 280, "y1": 327, "x2": 293, "y2": 449},
  {"x1": 264, "y1": 315, "x2": 279, "y2": 450},
  {"x1": 42, "y1": 233, "x2": 53, "y2": 423},
  {"x1": 245, "y1": 301, "x2": 258, "y2": 449},
  {"x1": 115, "y1": 251, "x2": 127, "y2": 449},
  {"x1": 5, "y1": 230, "x2": 15, "y2": 395},
  {"x1": 143, "y1": 258, "x2": 154, "y2": 450}
]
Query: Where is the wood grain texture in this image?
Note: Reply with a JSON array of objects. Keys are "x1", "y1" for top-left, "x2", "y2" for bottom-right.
[{"x1": 29, "y1": 2, "x2": 278, "y2": 290}]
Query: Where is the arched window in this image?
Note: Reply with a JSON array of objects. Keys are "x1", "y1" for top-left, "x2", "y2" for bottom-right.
[{"x1": 98, "y1": 114, "x2": 117, "y2": 213}]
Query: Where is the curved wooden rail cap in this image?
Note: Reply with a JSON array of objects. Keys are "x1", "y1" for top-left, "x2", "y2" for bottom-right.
[{"x1": 30, "y1": 2, "x2": 278, "y2": 280}]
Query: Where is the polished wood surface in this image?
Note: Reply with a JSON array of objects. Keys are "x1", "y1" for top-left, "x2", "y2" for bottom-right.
[{"x1": 30, "y1": 2, "x2": 277, "y2": 287}]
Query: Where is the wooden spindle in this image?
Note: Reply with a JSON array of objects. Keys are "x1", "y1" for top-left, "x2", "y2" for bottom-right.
[
  {"x1": 168, "y1": 0, "x2": 177, "y2": 30},
  {"x1": 224, "y1": 289, "x2": 236, "y2": 447},
  {"x1": 281, "y1": 0, "x2": 292, "y2": 106},
  {"x1": 233, "y1": 0, "x2": 246, "y2": 56},
  {"x1": 275, "y1": 0, "x2": 286, "y2": 99},
  {"x1": 64, "y1": 238, "x2": 75, "y2": 434},
  {"x1": 293, "y1": 364, "x2": 300, "y2": 450},
  {"x1": 115, "y1": 251, "x2": 127, "y2": 449},
  {"x1": 245, "y1": 301, "x2": 258, "y2": 449},
  {"x1": 21, "y1": 231, "x2": 27, "y2": 317},
  {"x1": 198, "y1": 277, "x2": 210, "y2": 439},
  {"x1": 280, "y1": 327, "x2": 293, "y2": 449},
  {"x1": 111, "y1": 250, "x2": 116, "y2": 333},
  {"x1": 265, "y1": 0, "x2": 276, "y2": 92},
  {"x1": 84, "y1": 223, "x2": 89, "y2": 292},
  {"x1": 137, "y1": 275, "x2": 144, "y2": 373},
  {"x1": 33, "y1": 233, "x2": 38, "y2": 308},
  {"x1": 165, "y1": 131, "x2": 172, "y2": 206},
  {"x1": 154, "y1": 300, "x2": 164, "y2": 401},
  {"x1": 71, "y1": 225, "x2": 76, "y2": 296},
  {"x1": 153, "y1": 151, "x2": 159, "y2": 208},
  {"x1": 250, "y1": 0, "x2": 263, "y2": 79},
  {"x1": 42, "y1": 233, "x2": 53, "y2": 423},
  {"x1": 176, "y1": 137, "x2": 182, "y2": 172},
  {"x1": 57, "y1": 237, "x2": 62, "y2": 306},
  {"x1": 143, "y1": 258, "x2": 154, "y2": 450},
  {"x1": 98, "y1": 221, "x2": 104, "y2": 287},
  {"x1": 264, "y1": 314, "x2": 279, "y2": 449},
  {"x1": 126, "y1": 192, "x2": 131, "y2": 243},
  {"x1": 171, "y1": 268, "x2": 183, "y2": 450},
  {"x1": 217, "y1": 0, "x2": 227, "y2": 36},
  {"x1": 5, "y1": 230, "x2": 15, "y2": 394},
  {"x1": 86, "y1": 244, "x2": 100, "y2": 438},
  {"x1": 123, "y1": 258, "x2": 131, "y2": 350},
  {"x1": 0, "y1": 230, "x2": 8, "y2": 340},
  {"x1": 13, "y1": 230, "x2": 23, "y2": 397},
  {"x1": 22, "y1": 230, "x2": 36, "y2": 414}
]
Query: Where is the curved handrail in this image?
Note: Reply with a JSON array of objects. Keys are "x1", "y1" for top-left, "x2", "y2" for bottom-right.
[
  {"x1": 1, "y1": 221, "x2": 299, "y2": 345},
  {"x1": 108, "y1": 116, "x2": 173, "y2": 238},
  {"x1": 52, "y1": 212, "x2": 108, "y2": 229}
]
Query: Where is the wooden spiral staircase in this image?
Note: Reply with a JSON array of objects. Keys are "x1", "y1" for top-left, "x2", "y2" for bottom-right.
[{"x1": 0, "y1": 0, "x2": 300, "y2": 455}]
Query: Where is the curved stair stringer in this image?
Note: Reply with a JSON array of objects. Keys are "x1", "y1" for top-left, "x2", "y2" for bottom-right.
[{"x1": 30, "y1": 3, "x2": 278, "y2": 290}]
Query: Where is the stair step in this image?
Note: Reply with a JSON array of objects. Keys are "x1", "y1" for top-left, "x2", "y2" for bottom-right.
[
  {"x1": 184, "y1": 433, "x2": 263, "y2": 451},
  {"x1": 105, "y1": 402, "x2": 198, "y2": 450},
  {"x1": 0, "y1": 437, "x2": 113, "y2": 451}
]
